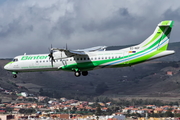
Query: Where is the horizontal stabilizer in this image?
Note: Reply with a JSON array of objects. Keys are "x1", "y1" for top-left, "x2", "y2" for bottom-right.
[{"x1": 148, "y1": 50, "x2": 175, "y2": 60}]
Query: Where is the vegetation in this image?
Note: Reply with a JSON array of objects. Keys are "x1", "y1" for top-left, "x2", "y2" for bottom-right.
[
  {"x1": 2, "y1": 58, "x2": 180, "y2": 100},
  {"x1": 19, "y1": 108, "x2": 36, "y2": 115}
]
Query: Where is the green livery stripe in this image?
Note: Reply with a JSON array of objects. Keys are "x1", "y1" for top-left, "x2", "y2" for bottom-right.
[
  {"x1": 143, "y1": 25, "x2": 172, "y2": 49},
  {"x1": 5, "y1": 61, "x2": 14, "y2": 65},
  {"x1": 158, "y1": 44, "x2": 168, "y2": 51},
  {"x1": 60, "y1": 58, "x2": 121, "y2": 71},
  {"x1": 128, "y1": 47, "x2": 166, "y2": 65},
  {"x1": 104, "y1": 37, "x2": 170, "y2": 68},
  {"x1": 143, "y1": 21, "x2": 173, "y2": 47},
  {"x1": 59, "y1": 21, "x2": 174, "y2": 71},
  {"x1": 60, "y1": 37, "x2": 169, "y2": 71},
  {"x1": 143, "y1": 27, "x2": 166, "y2": 47}
]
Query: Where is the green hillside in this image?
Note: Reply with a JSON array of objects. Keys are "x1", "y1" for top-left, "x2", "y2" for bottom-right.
[{"x1": 0, "y1": 42, "x2": 180, "y2": 100}]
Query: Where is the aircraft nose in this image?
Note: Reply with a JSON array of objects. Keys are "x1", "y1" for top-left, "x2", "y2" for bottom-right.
[{"x1": 4, "y1": 64, "x2": 9, "y2": 70}]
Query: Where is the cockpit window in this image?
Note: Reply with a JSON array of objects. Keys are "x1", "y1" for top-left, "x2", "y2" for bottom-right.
[{"x1": 12, "y1": 58, "x2": 18, "y2": 62}]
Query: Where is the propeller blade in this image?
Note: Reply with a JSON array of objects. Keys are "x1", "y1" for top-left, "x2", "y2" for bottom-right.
[{"x1": 48, "y1": 44, "x2": 55, "y2": 67}]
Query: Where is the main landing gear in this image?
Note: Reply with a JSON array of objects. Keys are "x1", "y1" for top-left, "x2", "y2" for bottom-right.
[{"x1": 74, "y1": 71, "x2": 88, "y2": 77}]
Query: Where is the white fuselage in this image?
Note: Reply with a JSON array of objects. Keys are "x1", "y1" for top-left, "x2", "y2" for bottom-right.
[
  {"x1": 4, "y1": 50, "x2": 126, "y2": 72},
  {"x1": 4, "y1": 48, "x2": 175, "y2": 73}
]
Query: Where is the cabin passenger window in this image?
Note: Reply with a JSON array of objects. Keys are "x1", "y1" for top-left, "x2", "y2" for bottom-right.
[
  {"x1": 36, "y1": 61, "x2": 38, "y2": 63},
  {"x1": 77, "y1": 58, "x2": 79, "y2": 60},
  {"x1": 80, "y1": 58, "x2": 82, "y2": 60},
  {"x1": 84, "y1": 58, "x2": 86, "y2": 60}
]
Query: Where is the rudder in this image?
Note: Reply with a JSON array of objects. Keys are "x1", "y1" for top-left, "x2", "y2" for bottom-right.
[{"x1": 139, "y1": 20, "x2": 174, "y2": 51}]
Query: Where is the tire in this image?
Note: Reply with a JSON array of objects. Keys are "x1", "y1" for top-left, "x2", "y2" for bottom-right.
[
  {"x1": 82, "y1": 71, "x2": 88, "y2": 76},
  {"x1": 13, "y1": 74, "x2": 17, "y2": 78},
  {"x1": 74, "y1": 71, "x2": 81, "y2": 77}
]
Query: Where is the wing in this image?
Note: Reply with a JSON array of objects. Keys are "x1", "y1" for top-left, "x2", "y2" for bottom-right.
[
  {"x1": 52, "y1": 46, "x2": 107, "y2": 57},
  {"x1": 75, "y1": 46, "x2": 107, "y2": 52}
]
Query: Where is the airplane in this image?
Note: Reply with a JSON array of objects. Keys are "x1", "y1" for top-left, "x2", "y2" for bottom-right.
[{"x1": 4, "y1": 20, "x2": 175, "y2": 78}]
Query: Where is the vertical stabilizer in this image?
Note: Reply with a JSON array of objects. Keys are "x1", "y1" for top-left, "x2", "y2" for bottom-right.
[{"x1": 139, "y1": 20, "x2": 174, "y2": 50}]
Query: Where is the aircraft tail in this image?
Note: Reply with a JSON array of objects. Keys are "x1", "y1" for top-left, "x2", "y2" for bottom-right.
[
  {"x1": 123, "y1": 21, "x2": 175, "y2": 64},
  {"x1": 138, "y1": 20, "x2": 174, "y2": 50}
]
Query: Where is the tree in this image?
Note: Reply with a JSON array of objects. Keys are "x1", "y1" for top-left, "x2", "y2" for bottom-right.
[
  {"x1": 164, "y1": 110, "x2": 174, "y2": 117},
  {"x1": 39, "y1": 88, "x2": 44, "y2": 95},
  {"x1": 19, "y1": 108, "x2": 36, "y2": 115},
  {"x1": 5, "y1": 107, "x2": 13, "y2": 113},
  {"x1": 105, "y1": 108, "x2": 113, "y2": 115},
  {"x1": 174, "y1": 113, "x2": 180, "y2": 117},
  {"x1": 95, "y1": 105, "x2": 102, "y2": 116},
  {"x1": 72, "y1": 106, "x2": 77, "y2": 112}
]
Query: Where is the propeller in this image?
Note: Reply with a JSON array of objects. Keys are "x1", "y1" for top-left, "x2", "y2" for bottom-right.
[{"x1": 48, "y1": 44, "x2": 55, "y2": 67}]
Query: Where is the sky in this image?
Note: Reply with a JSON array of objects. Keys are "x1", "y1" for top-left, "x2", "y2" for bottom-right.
[{"x1": 0, "y1": 0, "x2": 180, "y2": 57}]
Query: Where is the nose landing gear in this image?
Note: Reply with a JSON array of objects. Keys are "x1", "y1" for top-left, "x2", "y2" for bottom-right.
[
  {"x1": 12, "y1": 72, "x2": 18, "y2": 78},
  {"x1": 13, "y1": 74, "x2": 17, "y2": 78}
]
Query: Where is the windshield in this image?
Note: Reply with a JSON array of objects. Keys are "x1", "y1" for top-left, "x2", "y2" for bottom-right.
[{"x1": 12, "y1": 58, "x2": 18, "y2": 62}]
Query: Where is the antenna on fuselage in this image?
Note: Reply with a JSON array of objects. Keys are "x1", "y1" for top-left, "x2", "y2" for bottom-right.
[
  {"x1": 24, "y1": 53, "x2": 26, "y2": 55},
  {"x1": 66, "y1": 43, "x2": 68, "y2": 50}
]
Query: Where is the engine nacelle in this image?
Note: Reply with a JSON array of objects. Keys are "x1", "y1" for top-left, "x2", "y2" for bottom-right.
[{"x1": 53, "y1": 51, "x2": 68, "y2": 59}]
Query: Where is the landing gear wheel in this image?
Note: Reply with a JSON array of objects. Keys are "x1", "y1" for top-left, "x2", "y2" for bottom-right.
[
  {"x1": 74, "y1": 71, "x2": 81, "y2": 77},
  {"x1": 13, "y1": 74, "x2": 17, "y2": 78},
  {"x1": 82, "y1": 71, "x2": 88, "y2": 76}
]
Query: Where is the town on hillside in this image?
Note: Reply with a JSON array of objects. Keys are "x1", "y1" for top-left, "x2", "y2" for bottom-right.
[{"x1": 0, "y1": 89, "x2": 180, "y2": 120}]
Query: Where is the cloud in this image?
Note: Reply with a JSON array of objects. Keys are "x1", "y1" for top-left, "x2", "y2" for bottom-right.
[
  {"x1": 163, "y1": 8, "x2": 180, "y2": 22},
  {"x1": 0, "y1": 0, "x2": 180, "y2": 57}
]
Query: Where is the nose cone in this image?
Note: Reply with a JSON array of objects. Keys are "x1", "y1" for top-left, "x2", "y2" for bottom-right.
[
  {"x1": 4, "y1": 64, "x2": 8, "y2": 70},
  {"x1": 4, "y1": 62, "x2": 12, "y2": 70}
]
